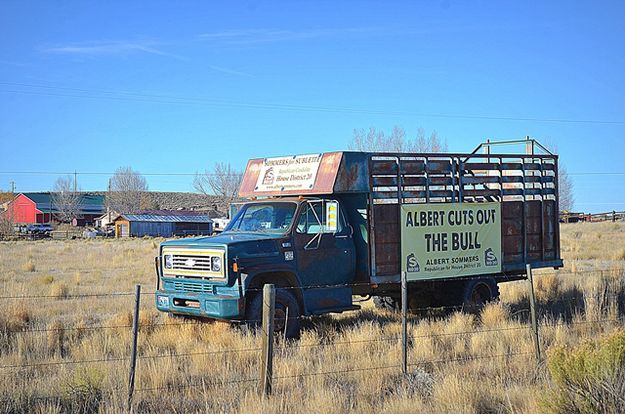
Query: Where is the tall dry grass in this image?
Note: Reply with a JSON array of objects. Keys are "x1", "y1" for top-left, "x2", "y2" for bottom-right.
[{"x1": 0, "y1": 223, "x2": 624, "y2": 413}]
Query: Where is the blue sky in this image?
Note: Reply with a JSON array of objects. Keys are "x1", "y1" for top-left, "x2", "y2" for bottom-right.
[{"x1": 0, "y1": 1, "x2": 623, "y2": 212}]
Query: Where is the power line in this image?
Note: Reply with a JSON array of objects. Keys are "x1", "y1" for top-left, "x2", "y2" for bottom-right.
[
  {"x1": 0, "y1": 171, "x2": 201, "y2": 177},
  {"x1": 568, "y1": 172, "x2": 625, "y2": 176},
  {"x1": 2, "y1": 81, "x2": 625, "y2": 125},
  {"x1": 0, "y1": 170, "x2": 624, "y2": 177}
]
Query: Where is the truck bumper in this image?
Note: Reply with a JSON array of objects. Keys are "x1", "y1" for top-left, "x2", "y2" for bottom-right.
[{"x1": 155, "y1": 290, "x2": 243, "y2": 320}]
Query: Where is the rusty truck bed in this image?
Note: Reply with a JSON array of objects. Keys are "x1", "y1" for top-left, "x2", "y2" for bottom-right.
[{"x1": 367, "y1": 152, "x2": 562, "y2": 284}]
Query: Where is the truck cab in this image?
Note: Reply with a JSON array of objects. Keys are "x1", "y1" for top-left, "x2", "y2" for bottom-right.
[{"x1": 156, "y1": 195, "x2": 364, "y2": 337}]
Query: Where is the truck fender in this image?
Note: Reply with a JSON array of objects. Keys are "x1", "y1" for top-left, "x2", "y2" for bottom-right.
[{"x1": 244, "y1": 271, "x2": 307, "y2": 315}]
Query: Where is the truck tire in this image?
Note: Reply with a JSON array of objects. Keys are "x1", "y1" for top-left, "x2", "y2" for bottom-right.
[
  {"x1": 461, "y1": 278, "x2": 499, "y2": 312},
  {"x1": 245, "y1": 288, "x2": 301, "y2": 339},
  {"x1": 373, "y1": 296, "x2": 401, "y2": 312}
]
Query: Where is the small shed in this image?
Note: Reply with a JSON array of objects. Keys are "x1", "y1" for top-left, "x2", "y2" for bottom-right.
[
  {"x1": 113, "y1": 212, "x2": 213, "y2": 238},
  {"x1": 95, "y1": 211, "x2": 119, "y2": 229}
]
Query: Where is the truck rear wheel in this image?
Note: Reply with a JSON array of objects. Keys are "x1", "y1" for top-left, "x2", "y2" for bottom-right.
[
  {"x1": 461, "y1": 278, "x2": 499, "y2": 312},
  {"x1": 245, "y1": 288, "x2": 301, "y2": 339},
  {"x1": 373, "y1": 296, "x2": 401, "y2": 312}
]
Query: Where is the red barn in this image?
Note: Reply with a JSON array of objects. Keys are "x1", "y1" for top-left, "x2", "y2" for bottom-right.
[
  {"x1": 2, "y1": 193, "x2": 53, "y2": 224},
  {"x1": 2, "y1": 193, "x2": 104, "y2": 224}
]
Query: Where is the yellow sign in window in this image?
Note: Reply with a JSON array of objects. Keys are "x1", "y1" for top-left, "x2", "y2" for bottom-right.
[{"x1": 325, "y1": 201, "x2": 338, "y2": 233}]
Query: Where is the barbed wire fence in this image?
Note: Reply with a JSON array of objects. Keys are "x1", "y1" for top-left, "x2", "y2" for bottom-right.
[{"x1": 0, "y1": 267, "x2": 624, "y2": 410}]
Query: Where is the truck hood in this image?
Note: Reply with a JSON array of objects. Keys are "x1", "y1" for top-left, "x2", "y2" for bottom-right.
[
  {"x1": 161, "y1": 232, "x2": 284, "y2": 258},
  {"x1": 162, "y1": 232, "x2": 280, "y2": 246}
]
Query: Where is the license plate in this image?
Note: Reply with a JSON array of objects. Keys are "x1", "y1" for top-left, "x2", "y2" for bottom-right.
[{"x1": 157, "y1": 296, "x2": 170, "y2": 307}]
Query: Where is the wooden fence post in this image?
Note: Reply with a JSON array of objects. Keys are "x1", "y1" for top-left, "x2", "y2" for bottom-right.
[
  {"x1": 127, "y1": 284, "x2": 141, "y2": 412},
  {"x1": 259, "y1": 284, "x2": 275, "y2": 397},
  {"x1": 401, "y1": 271, "x2": 408, "y2": 375},
  {"x1": 526, "y1": 264, "x2": 541, "y2": 363}
]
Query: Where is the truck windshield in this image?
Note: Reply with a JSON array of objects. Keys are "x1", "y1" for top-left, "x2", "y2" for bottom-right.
[{"x1": 225, "y1": 202, "x2": 297, "y2": 234}]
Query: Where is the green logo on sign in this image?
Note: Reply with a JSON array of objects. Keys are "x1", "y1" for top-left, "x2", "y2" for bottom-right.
[
  {"x1": 406, "y1": 253, "x2": 420, "y2": 273},
  {"x1": 484, "y1": 248, "x2": 498, "y2": 266}
]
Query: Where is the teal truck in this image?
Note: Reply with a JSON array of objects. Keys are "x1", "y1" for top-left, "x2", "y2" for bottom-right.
[{"x1": 155, "y1": 140, "x2": 563, "y2": 337}]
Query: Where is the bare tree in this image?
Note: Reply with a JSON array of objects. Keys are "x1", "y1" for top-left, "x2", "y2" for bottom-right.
[
  {"x1": 0, "y1": 190, "x2": 15, "y2": 238},
  {"x1": 412, "y1": 128, "x2": 447, "y2": 152},
  {"x1": 542, "y1": 139, "x2": 574, "y2": 212},
  {"x1": 0, "y1": 191, "x2": 13, "y2": 205},
  {"x1": 107, "y1": 167, "x2": 149, "y2": 214},
  {"x1": 349, "y1": 126, "x2": 447, "y2": 152},
  {"x1": 51, "y1": 176, "x2": 81, "y2": 223},
  {"x1": 350, "y1": 126, "x2": 404, "y2": 152},
  {"x1": 558, "y1": 164, "x2": 575, "y2": 212},
  {"x1": 194, "y1": 162, "x2": 242, "y2": 208},
  {"x1": 0, "y1": 214, "x2": 14, "y2": 238}
]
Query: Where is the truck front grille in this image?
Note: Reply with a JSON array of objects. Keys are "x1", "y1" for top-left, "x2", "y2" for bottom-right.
[
  {"x1": 171, "y1": 254, "x2": 213, "y2": 272},
  {"x1": 161, "y1": 247, "x2": 225, "y2": 279}
]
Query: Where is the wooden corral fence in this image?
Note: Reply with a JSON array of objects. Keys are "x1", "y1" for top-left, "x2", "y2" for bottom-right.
[
  {"x1": 50, "y1": 230, "x2": 82, "y2": 240},
  {"x1": 560, "y1": 211, "x2": 625, "y2": 223}
]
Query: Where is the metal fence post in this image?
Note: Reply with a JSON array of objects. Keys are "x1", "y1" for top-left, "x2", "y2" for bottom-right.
[
  {"x1": 259, "y1": 284, "x2": 275, "y2": 397},
  {"x1": 401, "y1": 271, "x2": 408, "y2": 375},
  {"x1": 526, "y1": 264, "x2": 541, "y2": 363},
  {"x1": 127, "y1": 284, "x2": 141, "y2": 412}
]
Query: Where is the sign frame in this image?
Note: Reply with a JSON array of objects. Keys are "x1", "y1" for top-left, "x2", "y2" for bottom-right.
[
  {"x1": 400, "y1": 202, "x2": 502, "y2": 281},
  {"x1": 254, "y1": 154, "x2": 323, "y2": 193}
]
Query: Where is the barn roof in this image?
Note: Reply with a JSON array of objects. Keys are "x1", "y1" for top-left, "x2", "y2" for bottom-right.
[
  {"x1": 115, "y1": 214, "x2": 213, "y2": 223},
  {"x1": 20, "y1": 192, "x2": 105, "y2": 214}
]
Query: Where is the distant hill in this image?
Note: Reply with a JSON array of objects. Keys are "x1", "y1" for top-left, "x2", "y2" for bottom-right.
[
  {"x1": 6, "y1": 191, "x2": 233, "y2": 218},
  {"x1": 141, "y1": 192, "x2": 229, "y2": 217}
]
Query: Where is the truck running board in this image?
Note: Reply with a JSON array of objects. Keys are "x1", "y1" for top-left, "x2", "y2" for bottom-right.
[{"x1": 310, "y1": 304, "x2": 361, "y2": 315}]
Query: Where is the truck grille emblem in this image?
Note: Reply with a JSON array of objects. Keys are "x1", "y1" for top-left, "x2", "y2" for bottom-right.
[{"x1": 185, "y1": 258, "x2": 196, "y2": 268}]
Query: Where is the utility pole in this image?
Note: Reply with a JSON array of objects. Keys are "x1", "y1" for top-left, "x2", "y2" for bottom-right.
[
  {"x1": 108, "y1": 178, "x2": 112, "y2": 223},
  {"x1": 74, "y1": 171, "x2": 77, "y2": 193},
  {"x1": 10, "y1": 181, "x2": 15, "y2": 193}
]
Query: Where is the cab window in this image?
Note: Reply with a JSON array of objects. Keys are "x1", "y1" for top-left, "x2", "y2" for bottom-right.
[
  {"x1": 227, "y1": 202, "x2": 295, "y2": 234},
  {"x1": 296, "y1": 200, "x2": 342, "y2": 235}
]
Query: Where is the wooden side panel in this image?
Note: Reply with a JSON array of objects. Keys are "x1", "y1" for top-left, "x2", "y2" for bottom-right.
[
  {"x1": 543, "y1": 200, "x2": 557, "y2": 261},
  {"x1": 502, "y1": 200, "x2": 559, "y2": 266},
  {"x1": 526, "y1": 201, "x2": 543, "y2": 262},
  {"x1": 502, "y1": 201, "x2": 523, "y2": 264},
  {"x1": 373, "y1": 204, "x2": 400, "y2": 276}
]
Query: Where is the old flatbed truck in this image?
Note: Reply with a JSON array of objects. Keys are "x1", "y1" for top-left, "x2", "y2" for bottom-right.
[{"x1": 155, "y1": 139, "x2": 562, "y2": 337}]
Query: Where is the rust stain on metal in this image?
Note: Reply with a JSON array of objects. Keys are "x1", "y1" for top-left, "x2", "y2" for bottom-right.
[
  {"x1": 238, "y1": 159, "x2": 264, "y2": 197},
  {"x1": 335, "y1": 163, "x2": 359, "y2": 190}
]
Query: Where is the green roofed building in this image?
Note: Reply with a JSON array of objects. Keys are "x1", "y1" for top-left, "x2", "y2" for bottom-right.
[{"x1": 2, "y1": 192, "x2": 105, "y2": 225}]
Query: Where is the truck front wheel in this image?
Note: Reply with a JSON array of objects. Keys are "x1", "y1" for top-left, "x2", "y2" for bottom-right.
[{"x1": 245, "y1": 288, "x2": 301, "y2": 339}]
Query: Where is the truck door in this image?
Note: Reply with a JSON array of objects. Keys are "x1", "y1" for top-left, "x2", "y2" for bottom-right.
[{"x1": 293, "y1": 200, "x2": 356, "y2": 312}]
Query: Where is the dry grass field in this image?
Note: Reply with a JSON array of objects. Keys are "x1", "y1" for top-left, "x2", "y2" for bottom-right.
[{"x1": 1, "y1": 221, "x2": 625, "y2": 413}]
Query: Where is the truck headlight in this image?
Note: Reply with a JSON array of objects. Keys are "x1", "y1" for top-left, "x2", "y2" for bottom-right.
[
  {"x1": 211, "y1": 256, "x2": 221, "y2": 272},
  {"x1": 164, "y1": 254, "x2": 173, "y2": 269}
]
